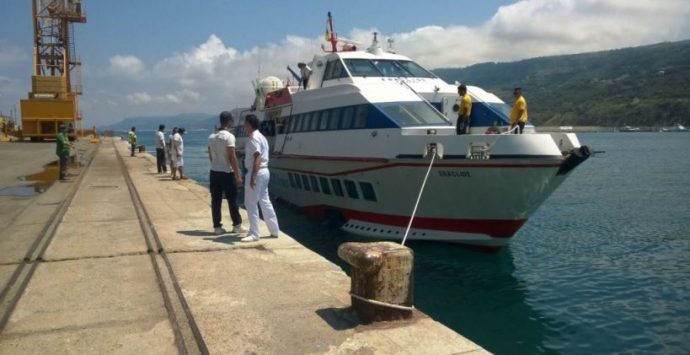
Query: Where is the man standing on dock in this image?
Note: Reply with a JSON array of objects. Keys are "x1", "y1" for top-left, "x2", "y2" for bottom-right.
[
  {"x1": 510, "y1": 87, "x2": 528, "y2": 134},
  {"x1": 155, "y1": 124, "x2": 167, "y2": 174},
  {"x1": 242, "y1": 114, "x2": 280, "y2": 242},
  {"x1": 128, "y1": 126, "x2": 137, "y2": 156},
  {"x1": 456, "y1": 84, "x2": 472, "y2": 135},
  {"x1": 56, "y1": 124, "x2": 71, "y2": 181},
  {"x1": 208, "y1": 112, "x2": 245, "y2": 235},
  {"x1": 171, "y1": 128, "x2": 187, "y2": 180}
]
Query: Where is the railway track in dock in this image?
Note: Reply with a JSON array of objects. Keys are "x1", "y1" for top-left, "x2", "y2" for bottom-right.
[{"x1": 0, "y1": 139, "x2": 208, "y2": 355}]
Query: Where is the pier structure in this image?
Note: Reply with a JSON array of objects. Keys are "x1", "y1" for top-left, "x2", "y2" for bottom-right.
[{"x1": 0, "y1": 138, "x2": 488, "y2": 354}]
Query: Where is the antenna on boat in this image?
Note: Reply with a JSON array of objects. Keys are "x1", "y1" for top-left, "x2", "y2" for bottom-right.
[
  {"x1": 387, "y1": 38, "x2": 396, "y2": 53},
  {"x1": 326, "y1": 11, "x2": 338, "y2": 52},
  {"x1": 367, "y1": 32, "x2": 383, "y2": 55}
]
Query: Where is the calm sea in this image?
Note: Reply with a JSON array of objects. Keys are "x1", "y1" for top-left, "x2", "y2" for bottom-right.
[{"x1": 135, "y1": 130, "x2": 690, "y2": 354}]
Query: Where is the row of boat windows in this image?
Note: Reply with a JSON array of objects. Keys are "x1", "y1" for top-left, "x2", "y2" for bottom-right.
[
  {"x1": 287, "y1": 172, "x2": 378, "y2": 202},
  {"x1": 287, "y1": 104, "x2": 369, "y2": 133}
]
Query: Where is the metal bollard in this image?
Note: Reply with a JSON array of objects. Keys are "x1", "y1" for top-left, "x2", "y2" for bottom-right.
[{"x1": 338, "y1": 242, "x2": 414, "y2": 323}]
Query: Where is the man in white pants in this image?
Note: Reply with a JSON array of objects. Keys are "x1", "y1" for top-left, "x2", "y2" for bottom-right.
[{"x1": 241, "y1": 114, "x2": 279, "y2": 242}]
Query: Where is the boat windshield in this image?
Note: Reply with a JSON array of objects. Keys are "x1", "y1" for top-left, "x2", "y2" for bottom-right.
[
  {"x1": 377, "y1": 101, "x2": 450, "y2": 126},
  {"x1": 486, "y1": 102, "x2": 512, "y2": 120},
  {"x1": 343, "y1": 59, "x2": 437, "y2": 78}
]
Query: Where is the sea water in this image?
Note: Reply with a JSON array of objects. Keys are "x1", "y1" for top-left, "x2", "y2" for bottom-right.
[{"x1": 135, "y1": 131, "x2": 690, "y2": 354}]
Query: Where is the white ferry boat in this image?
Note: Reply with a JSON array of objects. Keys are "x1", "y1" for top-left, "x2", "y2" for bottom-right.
[{"x1": 232, "y1": 13, "x2": 591, "y2": 248}]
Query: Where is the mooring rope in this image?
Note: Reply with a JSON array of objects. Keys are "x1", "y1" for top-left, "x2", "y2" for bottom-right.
[
  {"x1": 401, "y1": 147, "x2": 437, "y2": 246},
  {"x1": 349, "y1": 292, "x2": 415, "y2": 311}
]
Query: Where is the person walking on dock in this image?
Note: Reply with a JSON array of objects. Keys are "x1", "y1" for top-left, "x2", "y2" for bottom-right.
[
  {"x1": 208, "y1": 112, "x2": 245, "y2": 235},
  {"x1": 242, "y1": 114, "x2": 279, "y2": 242},
  {"x1": 128, "y1": 127, "x2": 137, "y2": 156},
  {"x1": 456, "y1": 84, "x2": 472, "y2": 135},
  {"x1": 171, "y1": 128, "x2": 188, "y2": 180},
  {"x1": 56, "y1": 124, "x2": 71, "y2": 181},
  {"x1": 510, "y1": 87, "x2": 528, "y2": 134},
  {"x1": 155, "y1": 124, "x2": 167, "y2": 174}
]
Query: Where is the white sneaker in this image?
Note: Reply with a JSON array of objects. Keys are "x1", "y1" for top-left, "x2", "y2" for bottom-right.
[
  {"x1": 232, "y1": 225, "x2": 248, "y2": 234},
  {"x1": 241, "y1": 234, "x2": 260, "y2": 242},
  {"x1": 214, "y1": 227, "x2": 227, "y2": 235}
]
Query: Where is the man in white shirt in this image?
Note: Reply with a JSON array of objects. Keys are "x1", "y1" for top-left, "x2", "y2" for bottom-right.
[
  {"x1": 155, "y1": 124, "x2": 167, "y2": 174},
  {"x1": 171, "y1": 128, "x2": 187, "y2": 180},
  {"x1": 241, "y1": 114, "x2": 279, "y2": 242},
  {"x1": 208, "y1": 112, "x2": 245, "y2": 235}
]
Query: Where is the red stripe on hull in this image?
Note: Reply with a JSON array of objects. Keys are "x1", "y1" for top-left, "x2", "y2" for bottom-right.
[{"x1": 301, "y1": 205, "x2": 526, "y2": 238}]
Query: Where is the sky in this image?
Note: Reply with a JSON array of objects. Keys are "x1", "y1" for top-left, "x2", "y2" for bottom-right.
[{"x1": 1, "y1": 0, "x2": 689, "y2": 126}]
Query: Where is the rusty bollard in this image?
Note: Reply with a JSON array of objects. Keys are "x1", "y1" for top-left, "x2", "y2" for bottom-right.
[{"x1": 337, "y1": 242, "x2": 414, "y2": 323}]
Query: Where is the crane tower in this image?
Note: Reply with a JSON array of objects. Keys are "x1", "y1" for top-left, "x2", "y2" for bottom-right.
[{"x1": 20, "y1": 0, "x2": 86, "y2": 140}]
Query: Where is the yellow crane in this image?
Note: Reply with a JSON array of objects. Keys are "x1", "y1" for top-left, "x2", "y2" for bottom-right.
[{"x1": 19, "y1": 0, "x2": 86, "y2": 141}]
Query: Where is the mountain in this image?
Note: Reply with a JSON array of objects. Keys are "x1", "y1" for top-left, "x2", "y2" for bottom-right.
[
  {"x1": 434, "y1": 40, "x2": 690, "y2": 126},
  {"x1": 103, "y1": 113, "x2": 216, "y2": 131}
]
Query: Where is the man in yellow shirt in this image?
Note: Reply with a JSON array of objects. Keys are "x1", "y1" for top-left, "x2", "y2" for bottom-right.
[
  {"x1": 456, "y1": 84, "x2": 472, "y2": 135},
  {"x1": 510, "y1": 87, "x2": 528, "y2": 134}
]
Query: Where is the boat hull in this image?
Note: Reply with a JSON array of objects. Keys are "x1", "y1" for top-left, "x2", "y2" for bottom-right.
[{"x1": 267, "y1": 154, "x2": 570, "y2": 246}]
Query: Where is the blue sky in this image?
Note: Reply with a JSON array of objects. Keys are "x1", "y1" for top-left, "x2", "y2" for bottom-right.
[{"x1": 1, "y1": 0, "x2": 689, "y2": 125}]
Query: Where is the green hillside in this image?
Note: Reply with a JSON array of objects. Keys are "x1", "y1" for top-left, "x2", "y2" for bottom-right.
[{"x1": 434, "y1": 40, "x2": 690, "y2": 126}]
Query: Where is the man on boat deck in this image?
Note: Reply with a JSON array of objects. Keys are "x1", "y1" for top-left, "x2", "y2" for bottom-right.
[
  {"x1": 128, "y1": 126, "x2": 137, "y2": 156},
  {"x1": 510, "y1": 87, "x2": 528, "y2": 134},
  {"x1": 207, "y1": 112, "x2": 245, "y2": 235},
  {"x1": 457, "y1": 84, "x2": 472, "y2": 135},
  {"x1": 241, "y1": 114, "x2": 280, "y2": 242},
  {"x1": 298, "y1": 62, "x2": 312, "y2": 89}
]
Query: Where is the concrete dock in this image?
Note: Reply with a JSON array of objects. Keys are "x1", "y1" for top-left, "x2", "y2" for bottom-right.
[{"x1": 0, "y1": 138, "x2": 488, "y2": 354}]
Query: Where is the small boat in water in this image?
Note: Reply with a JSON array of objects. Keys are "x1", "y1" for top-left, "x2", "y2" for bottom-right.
[
  {"x1": 660, "y1": 124, "x2": 688, "y2": 132},
  {"x1": 619, "y1": 125, "x2": 642, "y2": 132},
  {"x1": 231, "y1": 13, "x2": 591, "y2": 248}
]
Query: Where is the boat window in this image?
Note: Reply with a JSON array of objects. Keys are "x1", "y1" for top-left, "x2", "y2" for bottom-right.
[
  {"x1": 310, "y1": 112, "x2": 320, "y2": 131},
  {"x1": 319, "y1": 177, "x2": 331, "y2": 195},
  {"x1": 331, "y1": 179, "x2": 344, "y2": 197},
  {"x1": 319, "y1": 110, "x2": 330, "y2": 130},
  {"x1": 324, "y1": 59, "x2": 347, "y2": 81},
  {"x1": 288, "y1": 173, "x2": 296, "y2": 188},
  {"x1": 329, "y1": 108, "x2": 342, "y2": 130},
  {"x1": 301, "y1": 175, "x2": 311, "y2": 191},
  {"x1": 372, "y1": 60, "x2": 409, "y2": 77},
  {"x1": 344, "y1": 180, "x2": 359, "y2": 199},
  {"x1": 341, "y1": 106, "x2": 355, "y2": 129},
  {"x1": 343, "y1": 59, "x2": 382, "y2": 77},
  {"x1": 377, "y1": 101, "x2": 450, "y2": 126},
  {"x1": 302, "y1": 113, "x2": 313, "y2": 132},
  {"x1": 397, "y1": 61, "x2": 436, "y2": 78},
  {"x1": 295, "y1": 173, "x2": 303, "y2": 189},
  {"x1": 309, "y1": 176, "x2": 320, "y2": 193},
  {"x1": 354, "y1": 105, "x2": 368, "y2": 128},
  {"x1": 288, "y1": 115, "x2": 298, "y2": 133},
  {"x1": 260, "y1": 120, "x2": 275, "y2": 136},
  {"x1": 359, "y1": 182, "x2": 377, "y2": 202}
]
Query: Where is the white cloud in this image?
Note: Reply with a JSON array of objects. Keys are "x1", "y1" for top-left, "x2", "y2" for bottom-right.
[
  {"x1": 109, "y1": 54, "x2": 146, "y2": 78},
  {"x1": 127, "y1": 89, "x2": 200, "y2": 105},
  {"x1": 88, "y1": 0, "x2": 690, "y2": 123}
]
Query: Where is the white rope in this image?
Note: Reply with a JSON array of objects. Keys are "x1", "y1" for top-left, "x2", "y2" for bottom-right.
[
  {"x1": 349, "y1": 292, "x2": 415, "y2": 311},
  {"x1": 401, "y1": 148, "x2": 436, "y2": 246}
]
